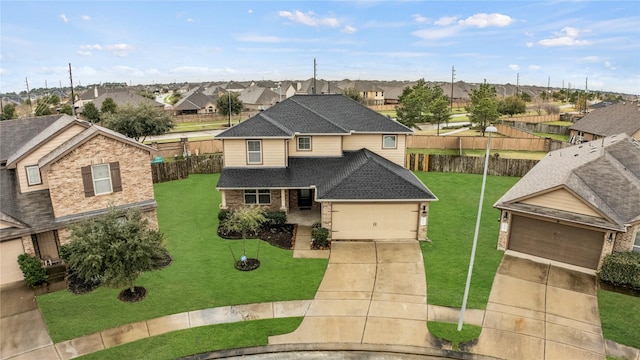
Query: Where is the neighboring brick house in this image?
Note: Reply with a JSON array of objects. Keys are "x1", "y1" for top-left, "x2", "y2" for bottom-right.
[
  {"x1": 569, "y1": 101, "x2": 640, "y2": 144},
  {"x1": 215, "y1": 94, "x2": 437, "y2": 242},
  {"x1": 494, "y1": 133, "x2": 640, "y2": 270},
  {"x1": 0, "y1": 114, "x2": 157, "y2": 286},
  {"x1": 173, "y1": 87, "x2": 218, "y2": 115}
]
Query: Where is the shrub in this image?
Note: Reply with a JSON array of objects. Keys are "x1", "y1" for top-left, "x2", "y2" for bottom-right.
[
  {"x1": 17, "y1": 254, "x2": 49, "y2": 288},
  {"x1": 264, "y1": 211, "x2": 287, "y2": 226},
  {"x1": 218, "y1": 209, "x2": 231, "y2": 222},
  {"x1": 311, "y1": 227, "x2": 330, "y2": 248},
  {"x1": 58, "y1": 244, "x2": 72, "y2": 262},
  {"x1": 598, "y1": 252, "x2": 640, "y2": 290}
]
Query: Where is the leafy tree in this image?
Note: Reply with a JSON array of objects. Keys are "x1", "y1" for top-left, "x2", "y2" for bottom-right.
[
  {"x1": 100, "y1": 97, "x2": 118, "y2": 114},
  {"x1": 83, "y1": 102, "x2": 100, "y2": 122},
  {"x1": 34, "y1": 101, "x2": 52, "y2": 116},
  {"x1": 50, "y1": 94, "x2": 61, "y2": 105},
  {"x1": 65, "y1": 208, "x2": 166, "y2": 297},
  {"x1": 1, "y1": 103, "x2": 17, "y2": 120},
  {"x1": 216, "y1": 91, "x2": 244, "y2": 118},
  {"x1": 498, "y1": 95, "x2": 526, "y2": 117},
  {"x1": 544, "y1": 103, "x2": 560, "y2": 115},
  {"x1": 396, "y1": 79, "x2": 451, "y2": 132},
  {"x1": 342, "y1": 87, "x2": 365, "y2": 104},
  {"x1": 168, "y1": 91, "x2": 182, "y2": 105},
  {"x1": 519, "y1": 92, "x2": 531, "y2": 103},
  {"x1": 102, "y1": 102, "x2": 174, "y2": 142},
  {"x1": 222, "y1": 206, "x2": 266, "y2": 255},
  {"x1": 539, "y1": 91, "x2": 548, "y2": 102},
  {"x1": 60, "y1": 104, "x2": 73, "y2": 115},
  {"x1": 466, "y1": 82, "x2": 500, "y2": 136}
]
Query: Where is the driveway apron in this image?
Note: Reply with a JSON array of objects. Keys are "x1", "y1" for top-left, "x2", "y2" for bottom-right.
[
  {"x1": 270, "y1": 241, "x2": 437, "y2": 347},
  {"x1": 465, "y1": 255, "x2": 605, "y2": 360}
]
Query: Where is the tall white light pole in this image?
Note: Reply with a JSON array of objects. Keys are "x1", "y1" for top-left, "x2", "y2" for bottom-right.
[{"x1": 458, "y1": 124, "x2": 498, "y2": 331}]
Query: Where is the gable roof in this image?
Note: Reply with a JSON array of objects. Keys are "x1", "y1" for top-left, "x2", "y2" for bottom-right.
[
  {"x1": 495, "y1": 133, "x2": 640, "y2": 230},
  {"x1": 216, "y1": 94, "x2": 412, "y2": 139},
  {"x1": 570, "y1": 101, "x2": 640, "y2": 137},
  {"x1": 92, "y1": 91, "x2": 164, "y2": 109},
  {"x1": 0, "y1": 114, "x2": 64, "y2": 163},
  {"x1": 173, "y1": 87, "x2": 217, "y2": 111},
  {"x1": 216, "y1": 149, "x2": 436, "y2": 202},
  {"x1": 238, "y1": 86, "x2": 279, "y2": 106}
]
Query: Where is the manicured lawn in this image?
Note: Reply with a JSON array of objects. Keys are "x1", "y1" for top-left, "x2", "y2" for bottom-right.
[
  {"x1": 416, "y1": 172, "x2": 520, "y2": 309},
  {"x1": 170, "y1": 122, "x2": 224, "y2": 132},
  {"x1": 542, "y1": 121, "x2": 573, "y2": 126},
  {"x1": 38, "y1": 174, "x2": 328, "y2": 342},
  {"x1": 598, "y1": 289, "x2": 640, "y2": 349},
  {"x1": 427, "y1": 321, "x2": 482, "y2": 350},
  {"x1": 78, "y1": 318, "x2": 302, "y2": 360}
]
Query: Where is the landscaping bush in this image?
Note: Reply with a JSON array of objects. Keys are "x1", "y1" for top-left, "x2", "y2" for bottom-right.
[
  {"x1": 311, "y1": 227, "x2": 329, "y2": 248},
  {"x1": 264, "y1": 211, "x2": 287, "y2": 226},
  {"x1": 17, "y1": 253, "x2": 49, "y2": 288},
  {"x1": 598, "y1": 252, "x2": 640, "y2": 290},
  {"x1": 218, "y1": 209, "x2": 231, "y2": 222}
]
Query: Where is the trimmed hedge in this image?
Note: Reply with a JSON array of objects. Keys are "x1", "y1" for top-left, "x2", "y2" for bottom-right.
[
  {"x1": 17, "y1": 253, "x2": 49, "y2": 288},
  {"x1": 311, "y1": 227, "x2": 329, "y2": 248},
  {"x1": 264, "y1": 211, "x2": 287, "y2": 225},
  {"x1": 597, "y1": 252, "x2": 640, "y2": 290}
]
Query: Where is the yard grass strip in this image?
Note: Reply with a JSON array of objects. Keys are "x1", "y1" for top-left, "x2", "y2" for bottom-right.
[
  {"x1": 427, "y1": 321, "x2": 482, "y2": 351},
  {"x1": 77, "y1": 318, "x2": 302, "y2": 360},
  {"x1": 598, "y1": 289, "x2": 640, "y2": 349}
]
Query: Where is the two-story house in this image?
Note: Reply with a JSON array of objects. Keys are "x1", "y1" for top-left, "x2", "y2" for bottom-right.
[
  {"x1": 0, "y1": 114, "x2": 158, "y2": 286},
  {"x1": 215, "y1": 95, "x2": 437, "y2": 242},
  {"x1": 569, "y1": 101, "x2": 640, "y2": 144}
]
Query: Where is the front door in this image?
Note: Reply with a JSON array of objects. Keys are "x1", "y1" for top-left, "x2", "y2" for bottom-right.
[{"x1": 298, "y1": 189, "x2": 312, "y2": 209}]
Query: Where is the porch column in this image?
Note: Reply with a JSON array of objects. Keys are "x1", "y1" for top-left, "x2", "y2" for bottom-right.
[
  {"x1": 220, "y1": 190, "x2": 227, "y2": 209},
  {"x1": 280, "y1": 189, "x2": 287, "y2": 212}
]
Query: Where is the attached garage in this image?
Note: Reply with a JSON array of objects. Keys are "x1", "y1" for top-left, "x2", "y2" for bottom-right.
[
  {"x1": 508, "y1": 215, "x2": 604, "y2": 269},
  {"x1": 331, "y1": 203, "x2": 419, "y2": 241},
  {"x1": 1, "y1": 239, "x2": 25, "y2": 285}
]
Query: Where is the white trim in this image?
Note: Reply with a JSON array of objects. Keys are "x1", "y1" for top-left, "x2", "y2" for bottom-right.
[
  {"x1": 246, "y1": 140, "x2": 262, "y2": 164},
  {"x1": 25, "y1": 165, "x2": 42, "y2": 186},
  {"x1": 91, "y1": 163, "x2": 112, "y2": 195}
]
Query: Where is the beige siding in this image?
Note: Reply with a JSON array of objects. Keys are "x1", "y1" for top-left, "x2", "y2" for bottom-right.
[
  {"x1": 222, "y1": 139, "x2": 286, "y2": 167},
  {"x1": 1, "y1": 239, "x2": 25, "y2": 285},
  {"x1": 332, "y1": 203, "x2": 419, "y2": 240},
  {"x1": 46, "y1": 135, "x2": 155, "y2": 219},
  {"x1": 342, "y1": 134, "x2": 406, "y2": 166},
  {"x1": 288, "y1": 135, "x2": 342, "y2": 157},
  {"x1": 15, "y1": 124, "x2": 86, "y2": 193},
  {"x1": 0, "y1": 221, "x2": 16, "y2": 230},
  {"x1": 520, "y1": 188, "x2": 602, "y2": 217}
]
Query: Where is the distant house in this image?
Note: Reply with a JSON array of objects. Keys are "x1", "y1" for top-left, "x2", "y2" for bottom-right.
[
  {"x1": 221, "y1": 81, "x2": 246, "y2": 93},
  {"x1": 75, "y1": 86, "x2": 112, "y2": 107},
  {"x1": 569, "y1": 101, "x2": 640, "y2": 144},
  {"x1": 342, "y1": 80, "x2": 385, "y2": 106},
  {"x1": 238, "y1": 86, "x2": 280, "y2": 111},
  {"x1": 295, "y1": 79, "x2": 340, "y2": 95},
  {"x1": 91, "y1": 91, "x2": 164, "y2": 110},
  {"x1": 494, "y1": 133, "x2": 640, "y2": 270},
  {"x1": 0, "y1": 115, "x2": 158, "y2": 286},
  {"x1": 215, "y1": 95, "x2": 437, "y2": 242},
  {"x1": 173, "y1": 87, "x2": 218, "y2": 115}
]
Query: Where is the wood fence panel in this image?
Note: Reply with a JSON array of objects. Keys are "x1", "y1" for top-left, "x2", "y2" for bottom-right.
[
  {"x1": 410, "y1": 154, "x2": 538, "y2": 177},
  {"x1": 151, "y1": 161, "x2": 189, "y2": 183},
  {"x1": 506, "y1": 114, "x2": 560, "y2": 123}
]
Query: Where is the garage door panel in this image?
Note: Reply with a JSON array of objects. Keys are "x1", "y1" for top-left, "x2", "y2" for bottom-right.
[
  {"x1": 332, "y1": 203, "x2": 418, "y2": 240},
  {"x1": 1, "y1": 239, "x2": 25, "y2": 285},
  {"x1": 508, "y1": 216, "x2": 603, "y2": 269}
]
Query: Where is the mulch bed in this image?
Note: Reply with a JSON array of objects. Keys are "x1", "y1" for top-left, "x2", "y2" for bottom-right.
[
  {"x1": 118, "y1": 286, "x2": 147, "y2": 302},
  {"x1": 234, "y1": 258, "x2": 261, "y2": 271},
  {"x1": 218, "y1": 224, "x2": 294, "y2": 250},
  {"x1": 67, "y1": 273, "x2": 101, "y2": 295}
]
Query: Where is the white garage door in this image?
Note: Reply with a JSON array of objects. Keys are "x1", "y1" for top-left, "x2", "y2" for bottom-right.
[
  {"x1": 1, "y1": 239, "x2": 25, "y2": 285},
  {"x1": 331, "y1": 203, "x2": 419, "y2": 241}
]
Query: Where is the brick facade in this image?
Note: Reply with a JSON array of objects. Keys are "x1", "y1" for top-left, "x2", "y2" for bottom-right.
[
  {"x1": 321, "y1": 202, "x2": 332, "y2": 239},
  {"x1": 417, "y1": 202, "x2": 429, "y2": 241},
  {"x1": 223, "y1": 189, "x2": 284, "y2": 212},
  {"x1": 614, "y1": 223, "x2": 640, "y2": 252}
]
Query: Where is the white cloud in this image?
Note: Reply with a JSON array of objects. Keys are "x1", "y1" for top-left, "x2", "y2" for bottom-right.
[
  {"x1": 458, "y1": 13, "x2": 514, "y2": 28},
  {"x1": 59, "y1": 14, "x2": 69, "y2": 23},
  {"x1": 509, "y1": 64, "x2": 519, "y2": 71},
  {"x1": 80, "y1": 44, "x2": 102, "y2": 50},
  {"x1": 236, "y1": 34, "x2": 283, "y2": 43},
  {"x1": 77, "y1": 50, "x2": 93, "y2": 56},
  {"x1": 105, "y1": 43, "x2": 134, "y2": 57},
  {"x1": 526, "y1": 42, "x2": 534, "y2": 48},
  {"x1": 524, "y1": 31, "x2": 533, "y2": 37},
  {"x1": 278, "y1": 10, "x2": 340, "y2": 28},
  {"x1": 412, "y1": 27, "x2": 459, "y2": 40},
  {"x1": 539, "y1": 27, "x2": 590, "y2": 47},
  {"x1": 187, "y1": 18, "x2": 194, "y2": 23},
  {"x1": 81, "y1": 15, "x2": 90, "y2": 21},
  {"x1": 0, "y1": 68, "x2": 6, "y2": 75},
  {"x1": 341, "y1": 25, "x2": 357, "y2": 34},
  {"x1": 435, "y1": 16, "x2": 457, "y2": 26},
  {"x1": 248, "y1": 9, "x2": 253, "y2": 14},
  {"x1": 580, "y1": 56, "x2": 601, "y2": 63},
  {"x1": 412, "y1": 14, "x2": 429, "y2": 24},
  {"x1": 529, "y1": 65, "x2": 542, "y2": 71}
]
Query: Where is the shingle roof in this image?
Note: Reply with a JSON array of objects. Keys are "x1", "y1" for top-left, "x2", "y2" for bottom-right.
[
  {"x1": 216, "y1": 149, "x2": 436, "y2": 201},
  {"x1": 570, "y1": 101, "x2": 640, "y2": 137},
  {"x1": 92, "y1": 91, "x2": 164, "y2": 109},
  {"x1": 173, "y1": 88, "x2": 216, "y2": 111},
  {"x1": 495, "y1": 133, "x2": 640, "y2": 229},
  {"x1": 216, "y1": 94, "x2": 412, "y2": 139},
  {"x1": 238, "y1": 86, "x2": 279, "y2": 106},
  {"x1": 0, "y1": 115, "x2": 64, "y2": 162}
]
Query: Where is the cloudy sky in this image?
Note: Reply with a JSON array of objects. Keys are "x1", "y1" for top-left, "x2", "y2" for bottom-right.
[{"x1": 1, "y1": 1, "x2": 639, "y2": 94}]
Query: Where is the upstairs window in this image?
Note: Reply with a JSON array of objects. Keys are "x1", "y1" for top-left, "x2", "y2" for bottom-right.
[
  {"x1": 81, "y1": 162, "x2": 122, "y2": 197},
  {"x1": 297, "y1": 136, "x2": 311, "y2": 151},
  {"x1": 26, "y1": 165, "x2": 42, "y2": 186},
  {"x1": 247, "y1": 140, "x2": 262, "y2": 164},
  {"x1": 383, "y1": 135, "x2": 397, "y2": 149}
]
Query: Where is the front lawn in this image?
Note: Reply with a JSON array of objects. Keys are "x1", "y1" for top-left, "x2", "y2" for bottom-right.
[
  {"x1": 598, "y1": 289, "x2": 640, "y2": 349},
  {"x1": 38, "y1": 174, "x2": 328, "y2": 342},
  {"x1": 416, "y1": 172, "x2": 520, "y2": 309}
]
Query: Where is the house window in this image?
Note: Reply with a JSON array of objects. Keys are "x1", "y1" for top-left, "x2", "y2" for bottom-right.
[
  {"x1": 297, "y1": 136, "x2": 311, "y2": 151},
  {"x1": 382, "y1": 135, "x2": 397, "y2": 149},
  {"x1": 25, "y1": 165, "x2": 42, "y2": 186},
  {"x1": 244, "y1": 189, "x2": 271, "y2": 205},
  {"x1": 633, "y1": 232, "x2": 640, "y2": 253},
  {"x1": 247, "y1": 140, "x2": 262, "y2": 164},
  {"x1": 81, "y1": 162, "x2": 122, "y2": 197}
]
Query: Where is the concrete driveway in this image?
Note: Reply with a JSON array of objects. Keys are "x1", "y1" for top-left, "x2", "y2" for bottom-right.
[
  {"x1": 270, "y1": 241, "x2": 438, "y2": 347},
  {"x1": 464, "y1": 255, "x2": 605, "y2": 360}
]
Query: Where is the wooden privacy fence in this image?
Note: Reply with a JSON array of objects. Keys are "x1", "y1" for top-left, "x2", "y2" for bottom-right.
[
  {"x1": 503, "y1": 121, "x2": 570, "y2": 136},
  {"x1": 151, "y1": 139, "x2": 224, "y2": 159},
  {"x1": 506, "y1": 114, "x2": 560, "y2": 123},
  {"x1": 407, "y1": 135, "x2": 550, "y2": 152},
  {"x1": 406, "y1": 153, "x2": 538, "y2": 177},
  {"x1": 495, "y1": 124, "x2": 538, "y2": 139},
  {"x1": 151, "y1": 154, "x2": 223, "y2": 183}
]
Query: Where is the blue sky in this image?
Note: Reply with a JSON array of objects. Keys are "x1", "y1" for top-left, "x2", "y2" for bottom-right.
[{"x1": 1, "y1": 1, "x2": 639, "y2": 94}]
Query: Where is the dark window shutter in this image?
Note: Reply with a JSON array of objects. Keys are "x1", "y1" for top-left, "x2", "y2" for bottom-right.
[
  {"x1": 81, "y1": 166, "x2": 94, "y2": 197},
  {"x1": 110, "y1": 162, "x2": 122, "y2": 192}
]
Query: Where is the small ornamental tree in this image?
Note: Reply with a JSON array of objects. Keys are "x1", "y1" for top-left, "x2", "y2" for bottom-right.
[
  {"x1": 216, "y1": 91, "x2": 244, "y2": 118},
  {"x1": 222, "y1": 206, "x2": 266, "y2": 256},
  {"x1": 1, "y1": 103, "x2": 17, "y2": 120},
  {"x1": 65, "y1": 208, "x2": 167, "y2": 300},
  {"x1": 100, "y1": 97, "x2": 117, "y2": 114},
  {"x1": 342, "y1": 87, "x2": 365, "y2": 104},
  {"x1": 102, "y1": 102, "x2": 174, "y2": 142},
  {"x1": 466, "y1": 82, "x2": 500, "y2": 136},
  {"x1": 83, "y1": 102, "x2": 100, "y2": 122}
]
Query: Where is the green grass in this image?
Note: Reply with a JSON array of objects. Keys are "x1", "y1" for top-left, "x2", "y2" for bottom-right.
[
  {"x1": 78, "y1": 318, "x2": 302, "y2": 360},
  {"x1": 533, "y1": 132, "x2": 569, "y2": 142},
  {"x1": 427, "y1": 321, "x2": 482, "y2": 350},
  {"x1": 598, "y1": 289, "x2": 640, "y2": 349},
  {"x1": 542, "y1": 121, "x2": 573, "y2": 126},
  {"x1": 37, "y1": 174, "x2": 328, "y2": 342},
  {"x1": 170, "y1": 122, "x2": 223, "y2": 132},
  {"x1": 416, "y1": 172, "x2": 520, "y2": 309}
]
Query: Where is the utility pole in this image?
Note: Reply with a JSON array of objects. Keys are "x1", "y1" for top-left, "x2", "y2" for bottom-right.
[
  {"x1": 228, "y1": 90, "x2": 231, "y2": 127},
  {"x1": 516, "y1": 73, "x2": 520, "y2": 97},
  {"x1": 25, "y1": 77, "x2": 33, "y2": 114},
  {"x1": 450, "y1": 65, "x2": 455, "y2": 111},
  {"x1": 547, "y1": 76, "x2": 550, "y2": 103},
  {"x1": 69, "y1": 63, "x2": 76, "y2": 117},
  {"x1": 313, "y1": 58, "x2": 317, "y2": 95},
  {"x1": 584, "y1": 77, "x2": 588, "y2": 113}
]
